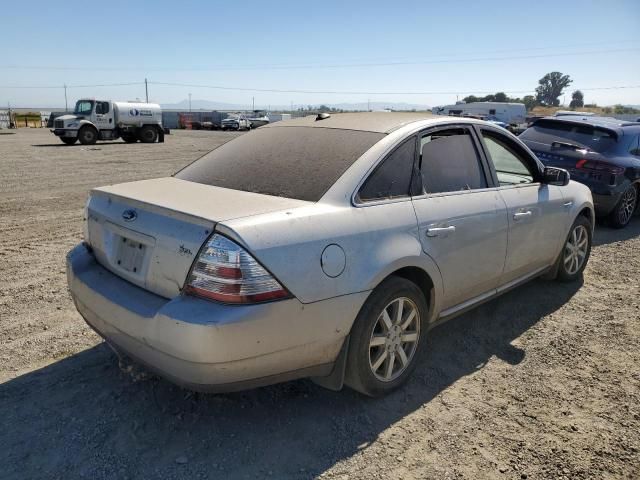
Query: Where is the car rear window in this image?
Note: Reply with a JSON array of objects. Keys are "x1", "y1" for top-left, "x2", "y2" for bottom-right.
[
  {"x1": 175, "y1": 127, "x2": 384, "y2": 201},
  {"x1": 520, "y1": 119, "x2": 618, "y2": 153}
]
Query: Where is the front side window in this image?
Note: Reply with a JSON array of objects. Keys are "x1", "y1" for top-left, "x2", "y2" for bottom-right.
[
  {"x1": 481, "y1": 131, "x2": 535, "y2": 185},
  {"x1": 358, "y1": 137, "x2": 416, "y2": 202},
  {"x1": 419, "y1": 128, "x2": 487, "y2": 194},
  {"x1": 74, "y1": 100, "x2": 94, "y2": 115}
]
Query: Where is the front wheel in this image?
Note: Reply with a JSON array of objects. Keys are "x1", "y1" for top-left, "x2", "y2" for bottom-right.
[
  {"x1": 60, "y1": 137, "x2": 77, "y2": 145},
  {"x1": 78, "y1": 126, "x2": 98, "y2": 145},
  {"x1": 345, "y1": 276, "x2": 428, "y2": 397},
  {"x1": 556, "y1": 216, "x2": 592, "y2": 282},
  {"x1": 608, "y1": 185, "x2": 637, "y2": 229}
]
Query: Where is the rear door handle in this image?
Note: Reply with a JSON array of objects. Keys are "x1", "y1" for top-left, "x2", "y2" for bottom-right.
[
  {"x1": 513, "y1": 211, "x2": 532, "y2": 221},
  {"x1": 563, "y1": 201, "x2": 573, "y2": 208},
  {"x1": 426, "y1": 226, "x2": 456, "y2": 237}
]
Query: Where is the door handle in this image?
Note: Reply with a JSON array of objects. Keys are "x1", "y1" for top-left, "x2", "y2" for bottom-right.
[
  {"x1": 563, "y1": 201, "x2": 573, "y2": 208},
  {"x1": 426, "y1": 226, "x2": 456, "y2": 237},
  {"x1": 513, "y1": 211, "x2": 532, "y2": 221}
]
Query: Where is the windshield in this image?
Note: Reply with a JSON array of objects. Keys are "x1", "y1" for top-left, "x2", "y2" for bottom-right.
[
  {"x1": 520, "y1": 119, "x2": 618, "y2": 153},
  {"x1": 175, "y1": 126, "x2": 384, "y2": 201},
  {"x1": 73, "y1": 100, "x2": 94, "y2": 115}
]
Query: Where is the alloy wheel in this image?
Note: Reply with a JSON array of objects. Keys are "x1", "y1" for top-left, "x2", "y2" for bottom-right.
[
  {"x1": 564, "y1": 224, "x2": 589, "y2": 275},
  {"x1": 368, "y1": 297, "x2": 420, "y2": 382},
  {"x1": 617, "y1": 187, "x2": 637, "y2": 226}
]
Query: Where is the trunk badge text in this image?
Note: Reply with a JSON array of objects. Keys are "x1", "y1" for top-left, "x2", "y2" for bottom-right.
[{"x1": 122, "y1": 209, "x2": 137, "y2": 222}]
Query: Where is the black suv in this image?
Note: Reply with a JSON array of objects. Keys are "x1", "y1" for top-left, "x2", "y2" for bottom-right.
[{"x1": 520, "y1": 116, "x2": 640, "y2": 228}]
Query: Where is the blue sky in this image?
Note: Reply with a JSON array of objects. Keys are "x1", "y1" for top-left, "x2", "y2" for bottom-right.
[{"x1": 1, "y1": 0, "x2": 639, "y2": 109}]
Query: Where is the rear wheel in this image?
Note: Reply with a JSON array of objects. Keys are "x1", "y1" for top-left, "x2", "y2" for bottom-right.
[
  {"x1": 556, "y1": 216, "x2": 592, "y2": 282},
  {"x1": 60, "y1": 137, "x2": 77, "y2": 145},
  {"x1": 345, "y1": 276, "x2": 428, "y2": 397},
  {"x1": 78, "y1": 126, "x2": 98, "y2": 145},
  {"x1": 138, "y1": 125, "x2": 158, "y2": 143},
  {"x1": 608, "y1": 185, "x2": 637, "y2": 229}
]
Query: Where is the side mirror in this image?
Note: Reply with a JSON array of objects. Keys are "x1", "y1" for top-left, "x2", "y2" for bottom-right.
[{"x1": 543, "y1": 166, "x2": 570, "y2": 186}]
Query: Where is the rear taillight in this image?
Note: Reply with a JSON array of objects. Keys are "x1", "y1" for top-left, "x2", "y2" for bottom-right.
[
  {"x1": 184, "y1": 234, "x2": 290, "y2": 304},
  {"x1": 576, "y1": 159, "x2": 625, "y2": 175}
]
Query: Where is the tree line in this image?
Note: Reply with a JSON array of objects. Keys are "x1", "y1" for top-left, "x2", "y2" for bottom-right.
[{"x1": 463, "y1": 71, "x2": 638, "y2": 113}]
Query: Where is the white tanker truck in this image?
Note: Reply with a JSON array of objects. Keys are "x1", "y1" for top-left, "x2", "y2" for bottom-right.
[{"x1": 51, "y1": 99, "x2": 164, "y2": 145}]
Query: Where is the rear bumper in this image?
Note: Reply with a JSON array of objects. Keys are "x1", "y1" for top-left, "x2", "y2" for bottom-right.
[
  {"x1": 569, "y1": 178, "x2": 625, "y2": 216},
  {"x1": 66, "y1": 244, "x2": 366, "y2": 392}
]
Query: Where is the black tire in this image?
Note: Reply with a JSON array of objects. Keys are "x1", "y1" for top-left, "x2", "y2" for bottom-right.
[
  {"x1": 555, "y1": 215, "x2": 592, "y2": 282},
  {"x1": 344, "y1": 276, "x2": 428, "y2": 397},
  {"x1": 60, "y1": 137, "x2": 77, "y2": 145},
  {"x1": 138, "y1": 125, "x2": 158, "y2": 143},
  {"x1": 121, "y1": 134, "x2": 137, "y2": 143},
  {"x1": 78, "y1": 126, "x2": 98, "y2": 145},
  {"x1": 608, "y1": 184, "x2": 637, "y2": 229}
]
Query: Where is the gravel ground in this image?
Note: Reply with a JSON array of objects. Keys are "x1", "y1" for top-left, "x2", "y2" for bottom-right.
[{"x1": 1, "y1": 128, "x2": 639, "y2": 480}]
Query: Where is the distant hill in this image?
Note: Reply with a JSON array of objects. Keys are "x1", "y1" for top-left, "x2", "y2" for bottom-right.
[{"x1": 161, "y1": 99, "x2": 431, "y2": 112}]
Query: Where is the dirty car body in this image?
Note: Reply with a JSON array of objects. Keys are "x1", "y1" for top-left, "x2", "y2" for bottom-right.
[{"x1": 67, "y1": 112, "x2": 594, "y2": 395}]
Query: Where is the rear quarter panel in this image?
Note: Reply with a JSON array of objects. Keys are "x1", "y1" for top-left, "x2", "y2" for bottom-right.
[{"x1": 218, "y1": 201, "x2": 444, "y2": 321}]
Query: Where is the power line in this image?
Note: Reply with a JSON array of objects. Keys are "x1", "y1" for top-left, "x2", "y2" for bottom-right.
[
  {"x1": 0, "y1": 46, "x2": 637, "y2": 72},
  {"x1": 1, "y1": 80, "x2": 639, "y2": 96}
]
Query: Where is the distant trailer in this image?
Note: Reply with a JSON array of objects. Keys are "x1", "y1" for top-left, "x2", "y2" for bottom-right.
[
  {"x1": 432, "y1": 102, "x2": 526, "y2": 125},
  {"x1": 267, "y1": 113, "x2": 292, "y2": 123}
]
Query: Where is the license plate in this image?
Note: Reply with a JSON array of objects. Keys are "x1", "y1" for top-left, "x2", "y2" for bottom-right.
[{"x1": 116, "y1": 237, "x2": 146, "y2": 274}]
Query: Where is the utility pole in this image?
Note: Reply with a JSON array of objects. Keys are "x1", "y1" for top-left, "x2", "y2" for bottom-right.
[
  {"x1": 367, "y1": 98, "x2": 370, "y2": 111},
  {"x1": 64, "y1": 84, "x2": 68, "y2": 112},
  {"x1": 189, "y1": 93, "x2": 192, "y2": 112},
  {"x1": 145, "y1": 78, "x2": 149, "y2": 103},
  {"x1": 252, "y1": 96, "x2": 255, "y2": 111},
  {"x1": 290, "y1": 101, "x2": 293, "y2": 112}
]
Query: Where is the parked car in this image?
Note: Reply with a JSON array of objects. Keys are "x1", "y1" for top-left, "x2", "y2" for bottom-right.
[
  {"x1": 67, "y1": 113, "x2": 594, "y2": 397},
  {"x1": 221, "y1": 114, "x2": 251, "y2": 131},
  {"x1": 520, "y1": 116, "x2": 640, "y2": 228}
]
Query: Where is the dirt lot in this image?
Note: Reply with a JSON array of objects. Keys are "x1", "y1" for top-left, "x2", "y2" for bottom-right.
[{"x1": 1, "y1": 128, "x2": 639, "y2": 479}]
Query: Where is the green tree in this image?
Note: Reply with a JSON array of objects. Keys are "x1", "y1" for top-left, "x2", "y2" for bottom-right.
[
  {"x1": 569, "y1": 90, "x2": 584, "y2": 109},
  {"x1": 523, "y1": 95, "x2": 537, "y2": 111},
  {"x1": 535, "y1": 72, "x2": 572, "y2": 106},
  {"x1": 493, "y1": 92, "x2": 508, "y2": 103}
]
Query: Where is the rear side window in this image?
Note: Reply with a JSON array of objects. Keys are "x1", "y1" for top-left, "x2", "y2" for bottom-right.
[
  {"x1": 358, "y1": 137, "x2": 416, "y2": 202},
  {"x1": 419, "y1": 128, "x2": 487, "y2": 194},
  {"x1": 176, "y1": 127, "x2": 384, "y2": 202},
  {"x1": 520, "y1": 119, "x2": 617, "y2": 154}
]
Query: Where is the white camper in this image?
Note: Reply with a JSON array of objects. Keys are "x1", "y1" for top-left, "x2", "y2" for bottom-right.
[{"x1": 432, "y1": 102, "x2": 526, "y2": 125}]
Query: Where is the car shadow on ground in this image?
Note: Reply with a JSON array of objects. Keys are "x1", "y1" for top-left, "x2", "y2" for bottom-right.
[
  {"x1": 593, "y1": 217, "x2": 640, "y2": 246},
  {"x1": 0, "y1": 278, "x2": 582, "y2": 479}
]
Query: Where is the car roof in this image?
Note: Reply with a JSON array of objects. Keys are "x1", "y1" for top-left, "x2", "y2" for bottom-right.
[
  {"x1": 539, "y1": 115, "x2": 640, "y2": 134},
  {"x1": 263, "y1": 112, "x2": 440, "y2": 133}
]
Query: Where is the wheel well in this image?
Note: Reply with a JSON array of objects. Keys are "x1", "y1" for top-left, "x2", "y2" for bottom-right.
[
  {"x1": 578, "y1": 206, "x2": 594, "y2": 226},
  {"x1": 389, "y1": 266, "x2": 434, "y2": 306}
]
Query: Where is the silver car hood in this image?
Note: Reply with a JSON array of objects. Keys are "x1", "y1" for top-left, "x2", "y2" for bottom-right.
[{"x1": 86, "y1": 177, "x2": 310, "y2": 298}]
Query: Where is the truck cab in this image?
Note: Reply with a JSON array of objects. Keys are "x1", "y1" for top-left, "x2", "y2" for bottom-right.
[{"x1": 52, "y1": 99, "x2": 164, "y2": 145}]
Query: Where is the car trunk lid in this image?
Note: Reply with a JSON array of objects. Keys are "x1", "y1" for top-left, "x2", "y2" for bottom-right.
[{"x1": 85, "y1": 177, "x2": 310, "y2": 298}]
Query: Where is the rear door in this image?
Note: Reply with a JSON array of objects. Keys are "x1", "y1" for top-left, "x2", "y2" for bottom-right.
[
  {"x1": 411, "y1": 126, "x2": 508, "y2": 311},
  {"x1": 477, "y1": 127, "x2": 568, "y2": 286}
]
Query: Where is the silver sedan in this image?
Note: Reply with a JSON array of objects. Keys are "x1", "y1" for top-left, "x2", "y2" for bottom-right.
[{"x1": 67, "y1": 112, "x2": 594, "y2": 396}]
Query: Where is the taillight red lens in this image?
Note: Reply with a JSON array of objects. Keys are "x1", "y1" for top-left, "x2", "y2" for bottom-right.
[
  {"x1": 576, "y1": 159, "x2": 624, "y2": 175},
  {"x1": 184, "y1": 234, "x2": 290, "y2": 304}
]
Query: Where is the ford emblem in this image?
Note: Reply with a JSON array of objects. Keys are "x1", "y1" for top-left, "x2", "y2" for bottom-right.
[{"x1": 122, "y1": 209, "x2": 137, "y2": 222}]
